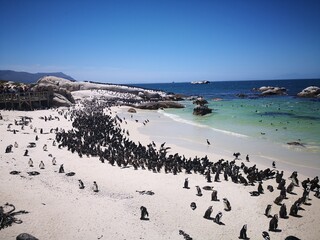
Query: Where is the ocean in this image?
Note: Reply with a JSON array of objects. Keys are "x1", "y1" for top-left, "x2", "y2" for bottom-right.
[{"x1": 131, "y1": 79, "x2": 320, "y2": 154}]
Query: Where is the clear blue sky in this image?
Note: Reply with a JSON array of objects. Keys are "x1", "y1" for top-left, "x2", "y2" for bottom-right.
[{"x1": 0, "y1": 0, "x2": 319, "y2": 83}]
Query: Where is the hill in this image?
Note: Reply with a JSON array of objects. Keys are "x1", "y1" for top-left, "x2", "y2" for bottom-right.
[{"x1": 0, "y1": 70, "x2": 75, "y2": 84}]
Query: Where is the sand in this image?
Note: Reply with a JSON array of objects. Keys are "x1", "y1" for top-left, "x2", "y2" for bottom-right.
[{"x1": 0, "y1": 105, "x2": 320, "y2": 240}]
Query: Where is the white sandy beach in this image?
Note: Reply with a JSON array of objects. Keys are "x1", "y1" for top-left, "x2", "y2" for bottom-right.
[{"x1": 0, "y1": 104, "x2": 320, "y2": 240}]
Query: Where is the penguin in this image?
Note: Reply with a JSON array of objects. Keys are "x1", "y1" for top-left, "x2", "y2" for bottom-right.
[
  {"x1": 196, "y1": 186, "x2": 202, "y2": 196},
  {"x1": 203, "y1": 206, "x2": 213, "y2": 219},
  {"x1": 269, "y1": 214, "x2": 278, "y2": 231},
  {"x1": 262, "y1": 231, "x2": 270, "y2": 240},
  {"x1": 258, "y1": 182, "x2": 264, "y2": 194},
  {"x1": 14, "y1": 142, "x2": 18, "y2": 148},
  {"x1": 59, "y1": 164, "x2": 65, "y2": 173},
  {"x1": 223, "y1": 198, "x2": 231, "y2": 211},
  {"x1": 183, "y1": 178, "x2": 189, "y2": 189},
  {"x1": 214, "y1": 212, "x2": 222, "y2": 224},
  {"x1": 286, "y1": 182, "x2": 295, "y2": 194},
  {"x1": 28, "y1": 158, "x2": 33, "y2": 167},
  {"x1": 78, "y1": 179, "x2": 85, "y2": 189},
  {"x1": 289, "y1": 203, "x2": 299, "y2": 216},
  {"x1": 52, "y1": 157, "x2": 56, "y2": 165},
  {"x1": 24, "y1": 149, "x2": 29, "y2": 156},
  {"x1": 190, "y1": 202, "x2": 197, "y2": 210},
  {"x1": 272, "y1": 161, "x2": 276, "y2": 168},
  {"x1": 246, "y1": 154, "x2": 250, "y2": 162},
  {"x1": 239, "y1": 224, "x2": 248, "y2": 239},
  {"x1": 206, "y1": 139, "x2": 211, "y2": 145},
  {"x1": 39, "y1": 161, "x2": 45, "y2": 169},
  {"x1": 211, "y1": 190, "x2": 219, "y2": 201},
  {"x1": 140, "y1": 206, "x2": 149, "y2": 220},
  {"x1": 93, "y1": 181, "x2": 99, "y2": 192},
  {"x1": 279, "y1": 203, "x2": 287, "y2": 218},
  {"x1": 265, "y1": 204, "x2": 272, "y2": 217},
  {"x1": 274, "y1": 195, "x2": 284, "y2": 205},
  {"x1": 43, "y1": 144, "x2": 47, "y2": 151},
  {"x1": 35, "y1": 135, "x2": 39, "y2": 141}
]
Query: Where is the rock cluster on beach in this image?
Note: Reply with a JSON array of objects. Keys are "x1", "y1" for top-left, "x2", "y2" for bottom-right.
[{"x1": 193, "y1": 97, "x2": 212, "y2": 116}]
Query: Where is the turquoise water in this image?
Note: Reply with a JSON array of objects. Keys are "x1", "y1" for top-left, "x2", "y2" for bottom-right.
[{"x1": 163, "y1": 98, "x2": 320, "y2": 154}]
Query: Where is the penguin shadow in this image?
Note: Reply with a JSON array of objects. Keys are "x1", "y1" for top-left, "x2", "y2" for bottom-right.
[
  {"x1": 287, "y1": 192, "x2": 297, "y2": 195},
  {"x1": 280, "y1": 216, "x2": 289, "y2": 219},
  {"x1": 304, "y1": 202, "x2": 312, "y2": 206},
  {"x1": 140, "y1": 217, "x2": 149, "y2": 221},
  {"x1": 196, "y1": 193, "x2": 203, "y2": 197},
  {"x1": 270, "y1": 229, "x2": 282, "y2": 233},
  {"x1": 183, "y1": 186, "x2": 190, "y2": 189},
  {"x1": 290, "y1": 213, "x2": 302, "y2": 218}
]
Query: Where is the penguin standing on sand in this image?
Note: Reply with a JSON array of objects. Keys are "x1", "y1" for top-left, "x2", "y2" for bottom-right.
[
  {"x1": 39, "y1": 161, "x2": 45, "y2": 169},
  {"x1": 239, "y1": 224, "x2": 248, "y2": 239},
  {"x1": 43, "y1": 144, "x2": 47, "y2": 151},
  {"x1": 183, "y1": 178, "x2": 189, "y2": 189},
  {"x1": 203, "y1": 206, "x2": 213, "y2": 219},
  {"x1": 14, "y1": 142, "x2": 18, "y2": 148},
  {"x1": 24, "y1": 150, "x2": 29, "y2": 156},
  {"x1": 78, "y1": 180, "x2": 85, "y2": 189},
  {"x1": 211, "y1": 190, "x2": 219, "y2": 201},
  {"x1": 279, "y1": 203, "x2": 287, "y2": 218},
  {"x1": 52, "y1": 157, "x2": 56, "y2": 165},
  {"x1": 92, "y1": 181, "x2": 99, "y2": 192},
  {"x1": 265, "y1": 204, "x2": 272, "y2": 217},
  {"x1": 258, "y1": 182, "x2": 264, "y2": 194},
  {"x1": 262, "y1": 231, "x2": 270, "y2": 240},
  {"x1": 28, "y1": 158, "x2": 33, "y2": 167},
  {"x1": 140, "y1": 206, "x2": 149, "y2": 220},
  {"x1": 59, "y1": 164, "x2": 65, "y2": 173},
  {"x1": 269, "y1": 214, "x2": 279, "y2": 231},
  {"x1": 196, "y1": 186, "x2": 202, "y2": 196},
  {"x1": 213, "y1": 212, "x2": 222, "y2": 224},
  {"x1": 223, "y1": 198, "x2": 231, "y2": 211}
]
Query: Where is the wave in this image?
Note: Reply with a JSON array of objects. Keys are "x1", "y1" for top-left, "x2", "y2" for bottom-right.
[{"x1": 158, "y1": 110, "x2": 248, "y2": 138}]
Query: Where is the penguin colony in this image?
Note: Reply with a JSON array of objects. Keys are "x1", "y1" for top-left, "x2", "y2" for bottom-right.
[{"x1": 3, "y1": 99, "x2": 319, "y2": 240}]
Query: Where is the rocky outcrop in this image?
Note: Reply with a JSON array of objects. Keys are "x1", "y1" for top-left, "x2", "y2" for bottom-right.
[
  {"x1": 193, "y1": 105, "x2": 212, "y2": 116},
  {"x1": 297, "y1": 86, "x2": 320, "y2": 98},
  {"x1": 255, "y1": 86, "x2": 287, "y2": 96},
  {"x1": 134, "y1": 101, "x2": 184, "y2": 110},
  {"x1": 16, "y1": 233, "x2": 39, "y2": 240},
  {"x1": 192, "y1": 97, "x2": 212, "y2": 116},
  {"x1": 52, "y1": 93, "x2": 73, "y2": 107}
]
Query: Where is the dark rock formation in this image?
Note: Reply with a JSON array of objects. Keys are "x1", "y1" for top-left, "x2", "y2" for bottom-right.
[
  {"x1": 16, "y1": 233, "x2": 39, "y2": 240},
  {"x1": 193, "y1": 105, "x2": 212, "y2": 116},
  {"x1": 135, "y1": 101, "x2": 184, "y2": 110}
]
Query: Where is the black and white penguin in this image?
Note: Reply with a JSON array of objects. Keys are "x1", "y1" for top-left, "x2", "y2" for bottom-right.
[
  {"x1": 140, "y1": 206, "x2": 149, "y2": 220},
  {"x1": 78, "y1": 179, "x2": 85, "y2": 189},
  {"x1": 239, "y1": 224, "x2": 248, "y2": 239},
  {"x1": 274, "y1": 195, "x2": 285, "y2": 205},
  {"x1": 262, "y1": 231, "x2": 270, "y2": 240},
  {"x1": 52, "y1": 157, "x2": 56, "y2": 165},
  {"x1": 190, "y1": 202, "x2": 197, "y2": 210},
  {"x1": 211, "y1": 190, "x2": 219, "y2": 201},
  {"x1": 196, "y1": 186, "x2": 202, "y2": 196},
  {"x1": 28, "y1": 158, "x2": 33, "y2": 167},
  {"x1": 92, "y1": 181, "x2": 99, "y2": 192},
  {"x1": 24, "y1": 149, "x2": 29, "y2": 156},
  {"x1": 59, "y1": 164, "x2": 65, "y2": 173},
  {"x1": 269, "y1": 214, "x2": 278, "y2": 231},
  {"x1": 279, "y1": 203, "x2": 287, "y2": 218},
  {"x1": 287, "y1": 182, "x2": 295, "y2": 194},
  {"x1": 14, "y1": 142, "x2": 18, "y2": 148},
  {"x1": 258, "y1": 182, "x2": 264, "y2": 194},
  {"x1": 214, "y1": 212, "x2": 222, "y2": 224},
  {"x1": 43, "y1": 144, "x2": 47, "y2": 151},
  {"x1": 203, "y1": 206, "x2": 213, "y2": 219},
  {"x1": 223, "y1": 198, "x2": 231, "y2": 211},
  {"x1": 183, "y1": 178, "x2": 189, "y2": 189},
  {"x1": 289, "y1": 203, "x2": 299, "y2": 216},
  {"x1": 265, "y1": 204, "x2": 272, "y2": 217},
  {"x1": 39, "y1": 161, "x2": 45, "y2": 169}
]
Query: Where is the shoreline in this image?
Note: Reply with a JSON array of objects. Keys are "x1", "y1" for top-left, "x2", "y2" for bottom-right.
[{"x1": 1, "y1": 106, "x2": 320, "y2": 239}]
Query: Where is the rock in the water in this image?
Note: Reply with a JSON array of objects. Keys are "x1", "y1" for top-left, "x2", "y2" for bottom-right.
[
  {"x1": 193, "y1": 106, "x2": 212, "y2": 116},
  {"x1": 16, "y1": 233, "x2": 39, "y2": 240},
  {"x1": 193, "y1": 97, "x2": 208, "y2": 105},
  {"x1": 297, "y1": 86, "x2": 320, "y2": 98},
  {"x1": 256, "y1": 86, "x2": 287, "y2": 96}
]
